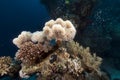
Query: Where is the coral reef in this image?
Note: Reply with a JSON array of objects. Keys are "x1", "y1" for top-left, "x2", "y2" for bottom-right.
[
  {"x1": 18, "y1": 41, "x2": 109, "y2": 80},
  {"x1": 12, "y1": 18, "x2": 109, "y2": 80}
]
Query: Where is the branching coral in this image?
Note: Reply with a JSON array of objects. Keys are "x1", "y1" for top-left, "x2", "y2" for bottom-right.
[
  {"x1": 0, "y1": 56, "x2": 21, "y2": 77},
  {"x1": 0, "y1": 56, "x2": 12, "y2": 76}
]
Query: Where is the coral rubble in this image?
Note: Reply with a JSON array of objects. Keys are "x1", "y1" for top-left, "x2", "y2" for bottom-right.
[{"x1": 12, "y1": 18, "x2": 109, "y2": 80}]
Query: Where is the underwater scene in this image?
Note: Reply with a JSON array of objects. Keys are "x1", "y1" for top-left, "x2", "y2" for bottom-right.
[{"x1": 0, "y1": 0, "x2": 120, "y2": 80}]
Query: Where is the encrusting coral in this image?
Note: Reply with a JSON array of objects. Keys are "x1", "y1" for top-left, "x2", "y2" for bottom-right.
[{"x1": 12, "y1": 18, "x2": 109, "y2": 80}]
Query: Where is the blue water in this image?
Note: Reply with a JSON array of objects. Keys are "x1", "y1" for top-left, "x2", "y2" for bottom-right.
[{"x1": 0, "y1": 0, "x2": 50, "y2": 57}]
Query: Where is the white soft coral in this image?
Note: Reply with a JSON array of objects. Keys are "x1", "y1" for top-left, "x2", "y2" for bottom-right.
[
  {"x1": 13, "y1": 18, "x2": 76, "y2": 48},
  {"x1": 43, "y1": 18, "x2": 76, "y2": 41},
  {"x1": 13, "y1": 31, "x2": 32, "y2": 48}
]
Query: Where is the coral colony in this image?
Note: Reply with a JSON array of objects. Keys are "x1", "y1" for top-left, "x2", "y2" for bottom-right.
[{"x1": 0, "y1": 18, "x2": 109, "y2": 80}]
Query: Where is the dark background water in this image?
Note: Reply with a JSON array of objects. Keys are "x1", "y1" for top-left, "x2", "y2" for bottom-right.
[{"x1": 0, "y1": 0, "x2": 50, "y2": 57}]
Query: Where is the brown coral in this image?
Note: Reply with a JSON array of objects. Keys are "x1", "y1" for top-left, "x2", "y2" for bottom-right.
[
  {"x1": 0, "y1": 56, "x2": 12, "y2": 76},
  {"x1": 15, "y1": 41, "x2": 45, "y2": 66}
]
